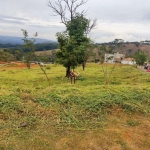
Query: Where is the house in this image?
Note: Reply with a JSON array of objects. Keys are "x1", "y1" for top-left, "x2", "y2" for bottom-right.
[
  {"x1": 104, "y1": 52, "x2": 136, "y2": 65},
  {"x1": 104, "y1": 52, "x2": 125, "y2": 63},
  {"x1": 121, "y1": 58, "x2": 136, "y2": 65}
]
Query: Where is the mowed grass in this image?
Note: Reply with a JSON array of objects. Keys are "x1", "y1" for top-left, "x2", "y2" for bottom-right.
[{"x1": 0, "y1": 63, "x2": 150, "y2": 150}]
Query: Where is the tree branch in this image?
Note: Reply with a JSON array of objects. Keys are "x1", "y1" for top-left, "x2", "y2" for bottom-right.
[{"x1": 47, "y1": 0, "x2": 88, "y2": 23}]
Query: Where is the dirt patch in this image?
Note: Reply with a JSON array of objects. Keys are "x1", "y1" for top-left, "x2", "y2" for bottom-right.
[
  {"x1": 0, "y1": 62, "x2": 8, "y2": 64},
  {"x1": 0, "y1": 62, "x2": 38, "y2": 68}
]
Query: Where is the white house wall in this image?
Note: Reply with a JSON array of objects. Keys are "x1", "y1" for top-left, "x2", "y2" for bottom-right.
[{"x1": 121, "y1": 60, "x2": 136, "y2": 65}]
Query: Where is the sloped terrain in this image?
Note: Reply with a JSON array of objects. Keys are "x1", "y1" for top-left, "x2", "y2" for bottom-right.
[{"x1": 0, "y1": 63, "x2": 150, "y2": 149}]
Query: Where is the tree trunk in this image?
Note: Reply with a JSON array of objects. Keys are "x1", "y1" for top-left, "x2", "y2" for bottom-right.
[
  {"x1": 66, "y1": 66, "x2": 71, "y2": 78},
  {"x1": 26, "y1": 60, "x2": 30, "y2": 69},
  {"x1": 26, "y1": 54, "x2": 31, "y2": 69},
  {"x1": 82, "y1": 61, "x2": 86, "y2": 70}
]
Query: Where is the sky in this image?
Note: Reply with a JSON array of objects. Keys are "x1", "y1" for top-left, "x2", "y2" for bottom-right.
[{"x1": 0, "y1": 0, "x2": 150, "y2": 43}]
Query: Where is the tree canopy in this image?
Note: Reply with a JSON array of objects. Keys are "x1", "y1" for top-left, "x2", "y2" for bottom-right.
[
  {"x1": 56, "y1": 14, "x2": 90, "y2": 72},
  {"x1": 134, "y1": 52, "x2": 147, "y2": 66},
  {"x1": 47, "y1": 0, "x2": 96, "y2": 76},
  {"x1": 21, "y1": 29, "x2": 38, "y2": 69}
]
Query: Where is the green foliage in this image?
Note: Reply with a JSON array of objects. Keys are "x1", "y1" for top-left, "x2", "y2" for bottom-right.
[
  {"x1": 113, "y1": 39, "x2": 124, "y2": 50},
  {"x1": 0, "y1": 49, "x2": 14, "y2": 61},
  {"x1": 0, "y1": 42, "x2": 58, "y2": 62},
  {"x1": 35, "y1": 42, "x2": 58, "y2": 51},
  {"x1": 56, "y1": 14, "x2": 90, "y2": 75},
  {"x1": 66, "y1": 14, "x2": 89, "y2": 44},
  {"x1": 127, "y1": 120, "x2": 140, "y2": 126},
  {"x1": 21, "y1": 29, "x2": 37, "y2": 69},
  {"x1": 98, "y1": 44, "x2": 107, "y2": 62},
  {"x1": 134, "y1": 52, "x2": 147, "y2": 65}
]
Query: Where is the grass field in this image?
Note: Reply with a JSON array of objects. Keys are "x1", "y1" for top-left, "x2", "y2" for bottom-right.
[{"x1": 0, "y1": 63, "x2": 150, "y2": 150}]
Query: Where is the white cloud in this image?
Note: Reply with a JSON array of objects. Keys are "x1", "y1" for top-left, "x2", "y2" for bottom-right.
[{"x1": 0, "y1": 0, "x2": 150, "y2": 42}]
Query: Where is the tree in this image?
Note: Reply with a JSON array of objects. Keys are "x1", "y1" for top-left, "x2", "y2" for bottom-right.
[
  {"x1": 113, "y1": 39, "x2": 124, "y2": 50},
  {"x1": 55, "y1": 14, "x2": 90, "y2": 77},
  {"x1": 135, "y1": 42, "x2": 140, "y2": 47},
  {"x1": 66, "y1": 14, "x2": 91, "y2": 69},
  {"x1": 47, "y1": 0, "x2": 96, "y2": 76},
  {"x1": 21, "y1": 30, "x2": 51, "y2": 86},
  {"x1": 99, "y1": 44, "x2": 115, "y2": 85},
  {"x1": 81, "y1": 42, "x2": 95, "y2": 70},
  {"x1": 134, "y1": 52, "x2": 147, "y2": 66},
  {"x1": 21, "y1": 29, "x2": 38, "y2": 69},
  {"x1": 47, "y1": 0, "x2": 96, "y2": 28},
  {"x1": 98, "y1": 39, "x2": 124, "y2": 85},
  {"x1": 0, "y1": 50, "x2": 12, "y2": 62},
  {"x1": 98, "y1": 44, "x2": 107, "y2": 63}
]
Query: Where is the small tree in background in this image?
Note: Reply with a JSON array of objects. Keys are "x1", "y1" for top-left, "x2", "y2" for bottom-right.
[
  {"x1": 114, "y1": 39, "x2": 124, "y2": 51},
  {"x1": 21, "y1": 29, "x2": 38, "y2": 69},
  {"x1": 134, "y1": 52, "x2": 147, "y2": 66},
  {"x1": 81, "y1": 42, "x2": 95, "y2": 70},
  {"x1": 99, "y1": 44, "x2": 115, "y2": 85},
  {"x1": 21, "y1": 29, "x2": 51, "y2": 86},
  {"x1": 0, "y1": 50, "x2": 13, "y2": 62},
  {"x1": 99, "y1": 39, "x2": 124, "y2": 85}
]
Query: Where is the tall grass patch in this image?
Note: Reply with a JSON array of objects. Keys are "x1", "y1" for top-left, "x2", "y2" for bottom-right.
[{"x1": 0, "y1": 63, "x2": 150, "y2": 149}]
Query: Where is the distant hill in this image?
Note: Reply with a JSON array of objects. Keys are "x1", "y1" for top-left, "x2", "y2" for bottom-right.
[
  {"x1": 35, "y1": 43, "x2": 150, "y2": 60},
  {"x1": 109, "y1": 43, "x2": 150, "y2": 59},
  {"x1": 0, "y1": 35, "x2": 55, "y2": 44},
  {"x1": 35, "y1": 49, "x2": 59, "y2": 56},
  {"x1": 91, "y1": 43, "x2": 150, "y2": 60}
]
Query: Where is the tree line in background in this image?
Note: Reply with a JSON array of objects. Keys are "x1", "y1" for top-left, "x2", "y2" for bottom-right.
[
  {"x1": 0, "y1": 42, "x2": 58, "y2": 62},
  {"x1": 0, "y1": 42, "x2": 58, "y2": 51},
  {"x1": 0, "y1": 40, "x2": 148, "y2": 65}
]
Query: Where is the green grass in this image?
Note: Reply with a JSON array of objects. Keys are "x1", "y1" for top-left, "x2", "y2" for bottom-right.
[{"x1": 0, "y1": 63, "x2": 150, "y2": 149}]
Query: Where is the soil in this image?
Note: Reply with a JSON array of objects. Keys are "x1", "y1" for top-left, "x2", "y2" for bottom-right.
[{"x1": 0, "y1": 62, "x2": 38, "y2": 68}]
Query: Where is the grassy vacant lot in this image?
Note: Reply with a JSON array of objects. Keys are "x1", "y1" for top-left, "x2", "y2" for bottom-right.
[{"x1": 0, "y1": 63, "x2": 150, "y2": 150}]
